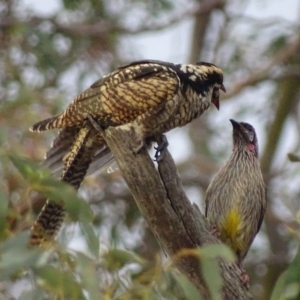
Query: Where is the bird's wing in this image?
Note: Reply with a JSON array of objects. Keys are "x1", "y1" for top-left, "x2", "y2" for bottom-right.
[
  {"x1": 42, "y1": 127, "x2": 114, "y2": 178},
  {"x1": 204, "y1": 186, "x2": 213, "y2": 217},
  {"x1": 31, "y1": 63, "x2": 180, "y2": 131},
  {"x1": 85, "y1": 148, "x2": 115, "y2": 176},
  {"x1": 256, "y1": 185, "x2": 267, "y2": 234},
  {"x1": 118, "y1": 59, "x2": 177, "y2": 70},
  {"x1": 52, "y1": 63, "x2": 180, "y2": 128},
  {"x1": 42, "y1": 127, "x2": 80, "y2": 175}
]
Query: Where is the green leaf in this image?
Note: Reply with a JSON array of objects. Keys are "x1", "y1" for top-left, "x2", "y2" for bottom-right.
[
  {"x1": 288, "y1": 153, "x2": 300, "y2": 162},
  {"x1": 8, "y1": 153, "x2": 93, "y2": 223},
  {"x1": 271, "y1": 251, "x2": 300, "y2": 300},
  {"x1": 271, "y1": 271, "x2": 288, "y2": 300},
  {"x1": 201, "y1": 258, "x2": 223, "y2": 300},
  {"x1": 76, "y1": 253, "x2": 101, "y2": 300},
  {"x1": 103, "y1": 249, "x2": 145, "y2": 272},
  {"x1": 0, "y1": 191, "x2": 8, "y2": 238},
  {"x1": 200, "y1": 244, "x2": 236, "y2": 262},
  {"x1": 35, "y1": 265, "x2": 85, "y2": 299},
  {"x1": 80, "y1": 222, "x2": 99, "y2": 258},
  {"x1": 0, "y1": 233, "x2": 41, "y2": 280},
  {"x1": 176, "y1": 273, "x2": 203, "y2": 300},
  {"x1": 195, "y1": 245, "x2": 235, "y2": 300}
]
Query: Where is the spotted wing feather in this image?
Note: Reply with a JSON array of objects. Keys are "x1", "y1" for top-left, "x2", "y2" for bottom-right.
[{"x1": 31, "y1": 63, "x2": 180, "y2": 132}]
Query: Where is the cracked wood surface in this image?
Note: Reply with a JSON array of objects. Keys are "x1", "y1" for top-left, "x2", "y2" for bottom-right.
[{"x1": 102, "y1": 125, "x2": 254, "y2": 300}]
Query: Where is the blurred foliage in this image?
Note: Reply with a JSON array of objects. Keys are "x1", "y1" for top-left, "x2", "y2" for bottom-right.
[
  {"x1": 271, "y1": 251, "x2": 300, "y2": 300},
  {"x1": 1, "y1": 0, "x2": 300, "y2": 298},
  {"x1": 0, "y1": 156, "x2": 235, "y2": 299}
]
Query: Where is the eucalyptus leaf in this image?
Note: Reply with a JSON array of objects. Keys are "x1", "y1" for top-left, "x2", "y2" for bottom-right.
[
  {"x1": 35, "y1": 265, "x2": 85, "y2": 299},
  {"x1": 176, "y1": 273, "x2": 203, "y2": 300}
]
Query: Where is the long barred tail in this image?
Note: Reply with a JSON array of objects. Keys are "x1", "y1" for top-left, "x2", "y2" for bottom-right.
[
  {"x1": 30, "y1": 114, "x2": 62, "y2": 132},
  {"x1": 29, "y1": 159, "x2": 94, "y2": 246},
  {"x1": 29, "y1": 201, "x2": 65, "y2": 246},
  {"x1": 29, "y1": 124, "x2": 115, "y2": 246},
  {"x1": 29, "y1": 147, "x2": 95, "y2": 246},
  {"x1": 29, "y1": 128, "x2": 95, "y2": 246}
]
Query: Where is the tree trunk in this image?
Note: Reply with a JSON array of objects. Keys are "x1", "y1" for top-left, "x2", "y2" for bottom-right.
[{"x1": 100, "y1": 124, "x2": 254, "y2": 300}]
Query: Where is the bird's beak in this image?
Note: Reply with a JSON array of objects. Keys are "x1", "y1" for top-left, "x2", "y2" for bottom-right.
[
  {"x1": 212, "y1": 84, "x2": 226, "y2": 110},
  {"x1": 230, "y1": 119, "x2": 240, "y2": 129},
  {"x1": 220, "y1": 84, "x2": 226, "y2": 93},
  {"x1": 230, "y1": 119, "x2": 248, "y2": 140},
  {"x1": 212, "y1": 97, "x2": 219, "y2": 110}
]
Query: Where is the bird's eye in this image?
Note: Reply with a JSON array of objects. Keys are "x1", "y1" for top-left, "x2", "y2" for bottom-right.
[{"x1": 247, "y1": 131, "x2": 254, "y2": 142}]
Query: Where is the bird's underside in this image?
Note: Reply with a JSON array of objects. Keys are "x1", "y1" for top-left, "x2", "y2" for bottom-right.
[{"x1": 29, "y1": 59, "x2": 225, "y2": 246}]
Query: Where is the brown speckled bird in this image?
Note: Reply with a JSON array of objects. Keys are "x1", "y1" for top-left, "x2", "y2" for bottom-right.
[
  {"x1": 205, "y1": 119, "x2": 267, "y2": 284},
  {"x1": 30, "y1": 59, "x2": 225, "y2": 246}
]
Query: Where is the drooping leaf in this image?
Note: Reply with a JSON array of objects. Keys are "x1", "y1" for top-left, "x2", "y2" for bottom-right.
[
  {"x1": 200, "y1": 244, "x2": 236, "y2": 262},
  {"x1": 176, "y1": 273, "x2": 203, "y2": 300},
  {"x1": 102, "y1": 249, "x2": 145, "y2": 272},
  {"x1": 80, "y1": 222, "x2": 100, "y2": 258},
  {"x1": 201, "y1": 258, "x2": 223, "y2": 300},
  {"x1": 8, "y1": 153, "x2": 93, "y2": 223},
  {"x1": 0, "y1": 191, "x2": 9, "y2": 239},
  {"x1": 0, "y1": 232, "x2": 41, "y2": 280},
  {"x1": 272, "y1": 251, "x2": 300, "y2": 300},
  {"x1": 75, "y1": 253, "x2": 101, "y2": 300},
  {"x1": 35, "y1": 265, "x2": 84, "y2": 299}
]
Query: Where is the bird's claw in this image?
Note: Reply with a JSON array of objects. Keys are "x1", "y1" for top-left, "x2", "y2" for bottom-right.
[
  {"x1": 154, "y1": 135, "x2": 169, "y2": 162},
  {"x1": 132, "y1": 139, "x2": 146, "y2": 155},
  {"x1": 237, "y1": 262, "x2": 250, "y2": 288},
  {"x1": 87, "y1": 114, "x2": 104, "y2": 134},
  {"x1": 241, "y1": 271, "x2": 250, "y2": 287},
  {"x1": 210, "y1": 225, "x2": 220, "y2": 238}
]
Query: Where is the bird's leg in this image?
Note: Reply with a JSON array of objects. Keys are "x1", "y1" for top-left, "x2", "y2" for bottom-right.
[
  {"x1": 129, "y1": 123, "x2": 155, "y2": 155},
  {"x1": 131, "y1": 139, "x2": 147, "y2": 154},
  {"x1": 87, "y1": 114, "x2": 105, "y2": 136},
  {"x1": 130, "y1": 124, "x2": 147, "y2": 154},
  {"x1": 237, "y1": 261, "x2": 250, "y2": 286},
  {"x1": 210, "y1": 224, "x2": 220, "y2": 238},
  {"x1": 154, "y1": 135, "x2": 169, "y2": 161}
]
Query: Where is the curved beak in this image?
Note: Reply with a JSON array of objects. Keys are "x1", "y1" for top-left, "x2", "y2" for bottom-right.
[
  {"x1": 212, "y1": 84, "x2": 226, "y2": 110},
  {"x1": 220, "y1": 84, "x2": 226, "y2": 93},
  {"x1": 212, "y1": 97, "x2": 219, "y2": 110},
  {"x1": 230, "y1": 119, "x2": 247, "y2": 141},
  {"x1": 230, "y1": 119, "x2": 240, "y2": 129}
]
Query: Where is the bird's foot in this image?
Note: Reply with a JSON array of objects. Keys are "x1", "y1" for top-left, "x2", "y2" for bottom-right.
[
  {"x1": 210, "y1": 225, "x2": 220, "y2": 238},
  {"x1": 87, "y1": 114, "x2": 104, "y2": 135},
  {"x1": 154, "y1": 135, "x2": 169, "y2": 162},
  {"x1": 132, "y1": 138, "x2": 146, "y2": 155},
  {"x1": 237, "y1": 262, "x2": 250, "y2": 287}
]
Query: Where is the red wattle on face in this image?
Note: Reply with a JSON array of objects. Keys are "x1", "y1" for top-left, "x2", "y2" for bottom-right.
[{"x1": 247, "y1": 144, "x2": 255, "y2": 151}]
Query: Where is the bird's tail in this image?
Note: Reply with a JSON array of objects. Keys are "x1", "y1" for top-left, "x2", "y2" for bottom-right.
[
  {"x1": 30, "y1": 114, "x2": 62, "y2": 132},
  {"x1": 30, "y1": 125, "x2": 115, "y2": 246},
  {"x1": 29, "y1": 127, "x2": 95, "y2": 246},
  {"x1": 30, "y1": 200, "x2": 65, "y2": 246}
]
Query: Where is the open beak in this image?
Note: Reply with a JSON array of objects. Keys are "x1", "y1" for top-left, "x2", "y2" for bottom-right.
[
  {"x1": 212, "y1": 97, "x2": 219, "y2": 110},
  {"x1": 212, "y1": 84, "x2": 226, "y2": 110},
  {"x1": 220, "y1": 84, "x2": 226, "y2": 93}
]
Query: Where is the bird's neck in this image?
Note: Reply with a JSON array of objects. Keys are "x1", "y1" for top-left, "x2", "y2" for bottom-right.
[{"x1": 233, "y1": 144, "x2": 258, "y2": 158}]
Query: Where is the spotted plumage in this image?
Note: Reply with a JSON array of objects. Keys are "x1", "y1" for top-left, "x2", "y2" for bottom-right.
[{"x1": 30, "y1": 59, "x2": 225, "y2": 246}]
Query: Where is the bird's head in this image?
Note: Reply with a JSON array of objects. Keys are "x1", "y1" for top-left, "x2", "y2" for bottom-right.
[
  {"x1": 230, "y1": 119, "x2": 258, "y2": 157},
  {"x1": 195, "y1": 62, "x2": 226, "y2": 110}
]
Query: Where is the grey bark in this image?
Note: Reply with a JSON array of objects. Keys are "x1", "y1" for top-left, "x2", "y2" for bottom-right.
[{"x1": 100, "y1": 125, "x2": 254, "y2": 300}]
